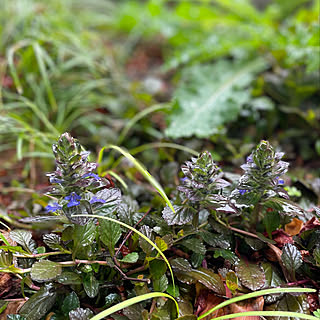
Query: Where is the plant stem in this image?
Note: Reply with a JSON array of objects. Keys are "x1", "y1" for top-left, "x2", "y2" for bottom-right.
[{"x1": 15, "y1": 250, "x2": 71, "y2": 258}]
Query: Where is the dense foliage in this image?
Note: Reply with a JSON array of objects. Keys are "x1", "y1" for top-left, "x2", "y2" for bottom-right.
[
  {"x1": 0, "y1": 133, "x2": 319, "y2": 318},
  {"x1": 0, "y1": 0, "x2": 319, "y2": 319}
]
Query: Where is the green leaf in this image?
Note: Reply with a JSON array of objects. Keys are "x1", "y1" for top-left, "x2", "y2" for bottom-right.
[
  {"x1": 139, "y1": 225, "x2": 154, "y2": 255},
  {"x1": 56, "y1": 271, "x2": 82, "y2": 285},
  {"x1": 226, "y1": 271, "x2": 238, "y2": 293},
  {"x1": 19, "y1": 283, "x2": 56, "y2": 320},
  {"x1": 83, "y1": 273, "x2": 99, "y2": 298},
  {"x1": 150, "y1": 259, "x2": 167, "y2": 280},
  {"x1": 73, "y1": 221, "x2": 97, "y2": 257},
  {"x1": 0, "y1": 245, "x2": 29, "y2": 255},
  {"x1": 276, "y1": 294, "x2": 310, "y2": 317},
  {"x1": 99, "y1": 218, "x2": 121, "y2": 256},
  {"x1": 153, "y1": 274, "x2": 168, "y2": 292},
  {"x1": 7, "y1": 316, "x2": 27, "y2": 320},
  {"x1": 213, "y1": 249, "x2": 239, "y2": 264},
  {"x1": 43, "y1": 234, "x2": 63, "y2": 250},
  {"x1": 200, "y1": 230, "x2": 231, "y2": 249},
  {"x1": 263, "y1": 210, "x2": 280, "y2": 238},
  {"x1": 171, "y1": 258, "x2": 192, "y2": 272},
  {"x1": 62, "y1": 292, "x2": 80, "y2": 315},
  {"x1": 281, "y1": 243, "x2": 303, "y2": 281},
  {"x1": 31, "y1": 260, "x2": 62, "y2": 282},
  {"x1": 244, "y1": 237, "x2": 265, "y2": 251},
  {"x1": 9, "y1": 230, "x2": 33, "y2": 252},
  {"x1": 235, "y1": 260, "x2": 265, "y2": 291},
  {"x1": 69, "y1": 308, "x2": 94, "y2": 320},
  {"x1": 105, "y1": 293, "x2": 121, "y2": 308},
  {"x1": 162, "y1": 205, "x2": 193, "y2": 226},
  {"x1": 165, "y1": 58, "x2": 267, "y2": 138},
  {"x1": 313, "y1": 246, "x2": 320, "y2": 266},
  {"x1": 179, "y1": 237, "x2": 206, "y2": 255},
  {"x1": 118, "y1": 252, "x2": 139, "y2": 263},
  {"x1": 189, "y1": 268, "x2": 225, "y2": 295}
]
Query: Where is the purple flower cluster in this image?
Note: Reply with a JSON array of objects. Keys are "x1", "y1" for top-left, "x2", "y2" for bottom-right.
[
  {"x1": 82, "y1": 173, "x2": 101, "y2": 181},
  {"x1": 65, "y1": 192, "x2": 81, "y2": 207},
  {"x1": 238, "y1": 189, "x2": 248, "y2": 195},
  {"x1": 45, "y1": 202, "x2": 62, "y2": 213}
]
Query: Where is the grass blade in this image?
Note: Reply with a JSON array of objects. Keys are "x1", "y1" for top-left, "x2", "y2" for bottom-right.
[
  {"x1": 97, "y1": 145, "x2": 175, "y2": 213},
  {"x1": 198, "y1": 287, "x2": 316, "y2": 320},
  {"x1": 210, "y1": 311, "x2": 317, "y2": 320},
  {"x1": 117, "y1": 103, "x2": 171, "y2": 145},
  {"x1": 90, "y1": 292, "x2": 179, "y2": 320}
]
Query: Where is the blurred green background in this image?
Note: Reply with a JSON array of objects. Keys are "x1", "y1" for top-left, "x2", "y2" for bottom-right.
[{"x1": 0, "y1": 0, "x2": 319, "y2": 184}]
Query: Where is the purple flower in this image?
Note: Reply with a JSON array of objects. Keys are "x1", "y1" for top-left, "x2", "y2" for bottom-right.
[
  {"x1": 277, "y1": 179, "x2": 284, "y2": 185},
  {"x1": 45, "y1": 202, "x2": 62, "y2": 213},
  {"x1": 246, "y1": 155, "x2": 253, "y2": 163},
  {"x1": 82, "y1": 173, "x2": 101, "y2": 181},
  {"x1": 65, "y1": 192, "x2": 81, "y2": 207},
  {"x1": 90, "y1": 197, "x2": 106, "y2": 204},
  {"x1": 50, "y1": 177, "x2": 63, "y2": 184},
  {"x1": 238, "y1": 189, "x2": 248, "y2": 195}
]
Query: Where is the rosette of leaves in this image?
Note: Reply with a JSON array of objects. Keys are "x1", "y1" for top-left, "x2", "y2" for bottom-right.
[
  {"x1": 162, "y1": 151, "x2": 235, "y2": 226},
  {"x1": 41, "y1": 133, "x2": 121, "y2": 225},
  {"x1": 232, "y1": 140, "x2": 304, "y2": 219}
]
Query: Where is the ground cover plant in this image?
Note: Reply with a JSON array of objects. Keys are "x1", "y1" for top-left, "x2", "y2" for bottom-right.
[
  {"x1": 0, "y1": 0, "x2": 320, "y2": 319},
  {"x1": 0, "y1": 133, "x2": 320, "y2": 319}
]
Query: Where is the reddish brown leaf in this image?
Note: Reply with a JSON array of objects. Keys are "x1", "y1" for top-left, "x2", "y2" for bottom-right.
[
  {"x1": 196, "y1": 289, "x2": 227, "y2": 320},
  {"x1": 300, "y1": 216, "x2": 320, "y2": 234},
  {"x1": 229, "y1": 296, "x2": 264, "y2": 320},
  {"x1": 272, "y1": 229, "x2": 293, "y2": 248}
]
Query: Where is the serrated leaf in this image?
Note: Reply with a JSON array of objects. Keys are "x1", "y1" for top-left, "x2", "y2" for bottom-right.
[
  {"x1": 179, "y1": 237, "x2": 206, "y2": 255},
  {"x1": 275, "y1": 294, "x2": 309, "y2": 317},
  {"x1": 150, "y1": 259, "x2": 167, "y2": 280},
  {"x1": 95, "y1": 188, "x2": 121, "y2": 208},
  {"x1": 162, "y1": 205, "x2": 193, "y2": 226},
  {"x1": 31, "y1": 260, "x2": 62, "y2": 282},
  {"x1": 19, "y1": 283, "x2": 56, "y2": 320},
  {"x1": 166, "y1": 58, "x2": 267, "y2": 138},
  {"x1": 155, "y1": 237, "x2": 168, "y2": 252},
  {"x1": 235, "y1": 260, "x2": 265, "y2": 291},
  {"x1": 69, "y1": 308, "x2": 93, "y2": 320},
  {"x1": 83, "y1": 273, "x2": 99, "y2": 298},
  {"x1": 105, "y1": 293, "x2": 121, "y2": 308},
  {"x1": 64, "y1": 203, "x2": 92, "y2": 225},
  {"x1": 43, "y1": 233, "x2": 62, "y2": 250},
  {"x1": 118, "y1": 252, "x2": 139, "y2": 263},
  {"x1": 171, "y1": 258, "x2": 192, "y2": 272},
  {"x1": 281, "y1": 243, "x2": 302, "y2": 281},
  {"x1": 56, "y1": 271, "x2": 82, "y2": 285},
  {"x1": 99, "y1": 218, "x2": 121, "y2": 256},
  {"x1": 9, "y1": 230, "x2": 33, "y2": 252},
  {"x1": 62, "y1": 292, "x2": 80, "y2": 315},
  {"x1": 7, "y1": 316, "x2": 27, "y2": 320},
  {"x1": 153, "y1": 274, "x2": 168, "y2": 292},
  {"x1": 199, "y1": 230, "x2": 231, "y2": 249},
  {"x1": 73, "y1": 221, "x2": 96, "y2": 257},
  {"x1": 139, "y1": 225, "x2": 154, "y2": 255},
  {"x1": 213, "y1": 249, "x2": 239, "y2": 264}
]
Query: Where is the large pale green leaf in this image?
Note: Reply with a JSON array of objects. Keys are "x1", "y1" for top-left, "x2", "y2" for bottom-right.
[
  {"x1": 235, "y1": 260, "x2": 265, "y2": 291},
  {"x1": 9, "y1": 229, "x2": 35, "y2": 253},
  {"x1": 31, "y1": 260, "x2": 62, "y2": 282},
  {"x1": 19, "y1": 283, "x2": 56, "y2": 320},
  {"x1": 165, "y1": 58, "x2": 267, "y2": 138}
]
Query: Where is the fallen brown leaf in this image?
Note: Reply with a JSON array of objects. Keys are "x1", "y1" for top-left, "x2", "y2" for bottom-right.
[
  {"x1": 0, "y1": 299, "x2": 25, "y2": 320},
  {"x1": 285, "y1": 218, "x2": 303, "y2": 236},
  {"x1": 229, "y1": 296, "x2": 264, "y2": 320}
]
